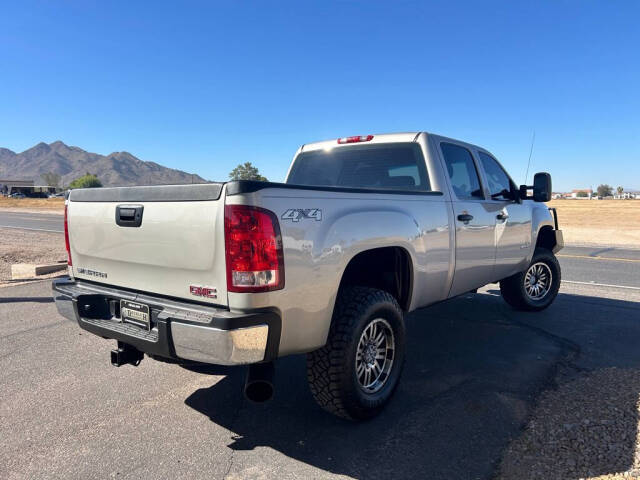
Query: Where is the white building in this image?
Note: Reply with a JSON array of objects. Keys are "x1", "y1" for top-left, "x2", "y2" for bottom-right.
[
  {"x1": 614, "y1": 191, "x2": 638, "y2": 199},
  {"x1": 570, "y1": 189, "x2": 593, "y2": 199}
]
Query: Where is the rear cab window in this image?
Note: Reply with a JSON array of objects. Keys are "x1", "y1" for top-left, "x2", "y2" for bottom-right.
[{"x1": 287, "y1": 143, "x2": 431, "y2": 191}]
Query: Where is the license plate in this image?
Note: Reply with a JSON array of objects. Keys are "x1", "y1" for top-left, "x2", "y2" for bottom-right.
[{"x1": 120, "y1": 300, "x2": 150, "y2": 330}]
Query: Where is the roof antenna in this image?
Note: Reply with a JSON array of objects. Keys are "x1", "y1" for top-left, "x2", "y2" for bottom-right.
[{"x1": 524, "y1": 130, "x2": 536, "y2": 185}]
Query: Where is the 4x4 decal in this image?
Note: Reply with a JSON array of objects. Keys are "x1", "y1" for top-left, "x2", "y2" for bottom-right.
[{"x1": 281, "y1": 208, "x2": 322, "y2": 222}]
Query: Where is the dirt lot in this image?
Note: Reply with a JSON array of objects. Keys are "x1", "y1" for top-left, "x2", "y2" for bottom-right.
[
  {"x1": 0, "y1": 197, "x2": 64, "y2": 214},
  {"x1": 0, "y1": 228, "x2": 66, "y2": 285},
  {"x1": 547, "y1": 199, "x2": 640, "y2": 247}
]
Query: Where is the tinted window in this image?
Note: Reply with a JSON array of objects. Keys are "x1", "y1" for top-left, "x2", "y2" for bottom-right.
[
  {"x1": 478, "y1": 152, "x2": 512, "y2": 199},
  {"x1": 287, "y1": 143, "x2": 430, "y2": 191},
  {"x1": 440, "y1": 143, "x2": 484, "y2": 200}
]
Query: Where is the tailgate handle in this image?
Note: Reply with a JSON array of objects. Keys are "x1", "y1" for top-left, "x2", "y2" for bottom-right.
[{"x1": 116, "y1": 205, "x2": 144, "y2": 227}]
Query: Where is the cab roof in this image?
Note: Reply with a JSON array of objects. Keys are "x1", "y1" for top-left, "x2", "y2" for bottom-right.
[{"x1": 300, "y1": 132, "x2": 422, "y2": 152}]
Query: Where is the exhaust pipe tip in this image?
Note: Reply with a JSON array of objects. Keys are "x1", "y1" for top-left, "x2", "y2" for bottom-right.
[
  {"x1": 244, "y1": 362, "x2": 275, "y2": 403},
  {"x1": 245, "y1": 380, "x2": 274, "y2": 403}
]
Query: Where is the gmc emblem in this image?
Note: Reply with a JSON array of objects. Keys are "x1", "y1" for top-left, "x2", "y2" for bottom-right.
[{"x1": 189, "y1": 285, "x2": 217, "y2": 299}]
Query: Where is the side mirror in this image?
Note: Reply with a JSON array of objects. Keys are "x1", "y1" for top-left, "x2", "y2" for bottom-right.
[
  {"x1": 533, "y1": 172, "x2": 552, "y2": 202},
  {"x1": 519, "y1": 172, "x2": 552, "y2": 202}
]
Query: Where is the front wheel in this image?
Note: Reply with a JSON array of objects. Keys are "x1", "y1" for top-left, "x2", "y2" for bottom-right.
[
  {"x1": 500, "y1": 247, "x2": 561, "y2": 311},
  {"x1": 306, "y1": 286, "x2": 406, "y2": 420}
]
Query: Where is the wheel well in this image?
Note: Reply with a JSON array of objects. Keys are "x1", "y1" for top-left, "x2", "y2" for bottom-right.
[
  {"x1": 338, "y1": 247, "x2": 412, "y2": 311},
  {"x1": 536, "y1": 225, "x2": 556, "y2": 251}
]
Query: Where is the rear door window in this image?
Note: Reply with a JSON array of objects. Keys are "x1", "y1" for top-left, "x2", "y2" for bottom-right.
[
  {"x1": 440, "y1": 143, "x2": 484, "y2": 200},
  {"x1": 287, "y1": 143, "x2": 430, "y2": 191}
]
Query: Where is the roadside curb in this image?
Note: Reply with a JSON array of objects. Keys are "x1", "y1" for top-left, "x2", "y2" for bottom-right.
[{"x1": 11, "y1": 262, "x2": 67, "y2": 280}]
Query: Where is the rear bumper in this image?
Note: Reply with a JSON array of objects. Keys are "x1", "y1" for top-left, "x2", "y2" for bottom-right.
[{"x1": 52, "y1": 277, "x2": 280, "y2": 365}]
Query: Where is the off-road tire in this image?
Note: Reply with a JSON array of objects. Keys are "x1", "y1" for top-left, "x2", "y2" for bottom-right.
[
  {"x1": 500, "y1": 247, "x2": 561, "y2": 312},
  {"x1": 306, "y1": 286, "x2": 406, "y2": 420}
]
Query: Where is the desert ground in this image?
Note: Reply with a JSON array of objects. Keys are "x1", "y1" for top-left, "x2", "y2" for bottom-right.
[
  {"x1": 547, "y1": 199, "x2": 640, "y2": 247},
  {"x1": 0, "y1": 229, "x2": 66, "y2": 284}
]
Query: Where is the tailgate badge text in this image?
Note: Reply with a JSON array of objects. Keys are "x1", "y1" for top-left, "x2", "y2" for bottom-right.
[
  {"x1": 281, "y1": 208, "x2": 322, "y2": 222},
  {"x1": 190, "y1": 285, "x2": 217, "y2": 299}
]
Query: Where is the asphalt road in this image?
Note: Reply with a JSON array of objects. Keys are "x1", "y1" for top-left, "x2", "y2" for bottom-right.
[
  {"x1": 0, "y1": 210, "x2": 63, "y2": 233},
  {"x1": 2, "y1": 278, "x2": 640, "y2": 480},
  {"x1": 559, "y1": 245, "x2": 640, "y2": 289}
]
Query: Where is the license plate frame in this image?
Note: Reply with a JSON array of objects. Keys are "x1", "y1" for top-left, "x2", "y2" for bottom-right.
[{"x1": 120, "y1": 300, "x2": 151, "y2": 331}]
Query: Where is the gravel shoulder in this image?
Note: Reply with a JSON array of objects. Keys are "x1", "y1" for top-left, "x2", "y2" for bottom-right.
[
  {"x1": 498, "y1": 284, "x2": 640, "y2": 480},
  {"x1": 497, "y1": 367, "x2": 640, "y2": 480},
  {"x1": 0, "y1": 228, "x2": 66, "y2": 285}
]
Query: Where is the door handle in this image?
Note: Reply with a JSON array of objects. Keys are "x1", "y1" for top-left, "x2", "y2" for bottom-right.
[
  {"x1": 496, "y1": 212, "x2": 509, "y2": 221},
  {"x1": 457, "y1": 214, "x2": 474, "y2": 223}
]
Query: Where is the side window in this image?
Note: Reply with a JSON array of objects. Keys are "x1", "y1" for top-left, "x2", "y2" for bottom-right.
[
  {"x1": 478, "y1": 152, "x2": 512, "y2": 199},
  {"x1": 440, "y1": 143, "x2": 484, "y2": 200}
]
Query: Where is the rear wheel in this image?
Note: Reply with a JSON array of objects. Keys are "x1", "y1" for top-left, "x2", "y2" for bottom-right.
[
  {"x1": 500, "y1": 248, "x2": 561, "y2": 311},
  {"x1": 306, "y1": 286, "x2": 406, "y2": 420}
]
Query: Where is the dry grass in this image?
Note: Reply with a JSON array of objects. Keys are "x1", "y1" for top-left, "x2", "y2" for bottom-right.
[
  {"x1": 547, "y1": 199, "x2": 640, "y2": 247},
  {"x1": 0, "y1": 197, "x2": 64, "y2": 214}
]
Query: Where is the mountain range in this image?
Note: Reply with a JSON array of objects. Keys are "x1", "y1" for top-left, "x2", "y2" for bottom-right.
[{"x1": 0, "y1": 141, "x2": 207, "y2": 187}]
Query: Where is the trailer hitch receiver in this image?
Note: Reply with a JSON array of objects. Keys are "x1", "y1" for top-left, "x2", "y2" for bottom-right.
[{"x1": 111, "y1": 341, "x2": 144, "y2": 367}]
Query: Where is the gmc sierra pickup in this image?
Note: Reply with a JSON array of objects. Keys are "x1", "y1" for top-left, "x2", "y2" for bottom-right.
[{"x1": 53, "y1": 132, "x2": 563, "y2": 420}]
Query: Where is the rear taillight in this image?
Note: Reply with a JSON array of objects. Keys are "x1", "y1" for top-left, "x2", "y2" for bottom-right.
[
  {"x1": 337, "y1": 135, "x2": 374, "y2": 144},
  {"x1": 224, "y1": 205, "x2": 284, "y2": 293},
  {"x1": 64, "y1": 203, "x2": 72, "y2": 265}
]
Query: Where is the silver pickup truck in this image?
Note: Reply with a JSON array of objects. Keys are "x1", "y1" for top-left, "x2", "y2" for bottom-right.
[{"x1": 53, "y1": 132, "x2": 563, "y2": 420}]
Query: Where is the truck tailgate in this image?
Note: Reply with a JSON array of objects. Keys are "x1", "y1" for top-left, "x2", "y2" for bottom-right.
[{"x1": 67, "y1": 184, "x2": 228, "y2": 306}]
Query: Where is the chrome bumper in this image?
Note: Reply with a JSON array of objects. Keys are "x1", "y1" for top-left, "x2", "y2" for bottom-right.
[
  {"x1": 171, "y1": 323, "x2": 269, "y2": 365},
  {"x1": 52, "y1": 278, "x2": 279, "y2": 366}
]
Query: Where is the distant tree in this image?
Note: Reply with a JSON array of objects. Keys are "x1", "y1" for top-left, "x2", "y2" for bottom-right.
[
  {"x1": 41, "y1": 172, "x2": 61, "y2": 189},
  {"x1": 576, "y1": 191, "x2": 588, "y2": 198},
  {"x1": 617, "y1": 186, "x2": 624, "y2": 195},
  {"x1": 229, "y1": 162, "x2": 268, "y2": 181},
  {"x1": 597, "y1": 184, "x2": 613, "y2": 197},
  {"x1": 68, "y1": 174, "x2": 102, "y2": 189}
]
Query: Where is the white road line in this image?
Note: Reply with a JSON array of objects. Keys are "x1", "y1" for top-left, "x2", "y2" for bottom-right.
[
  {"x1": 0, "y1": 225, "x2": 63, "y2": 233},
  {"x1": 562, "y1": 280, "x2": 640, "y2": 291},
  {"x1": 558, "y1": 254, "x2": 640, "y2": 263}
]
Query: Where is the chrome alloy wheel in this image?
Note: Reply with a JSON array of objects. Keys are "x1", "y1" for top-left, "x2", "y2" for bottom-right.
[
  {"x1": 524, "y1": 262, "x2": 553, "y2": 300},
  {"x1": 355, "y1": 318, "x2": 395, "y2": 394}
]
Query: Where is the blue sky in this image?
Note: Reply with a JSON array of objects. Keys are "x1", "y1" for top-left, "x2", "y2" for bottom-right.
[{"x1": 1, "y1": 1, "x2": 638, "y2": 191}]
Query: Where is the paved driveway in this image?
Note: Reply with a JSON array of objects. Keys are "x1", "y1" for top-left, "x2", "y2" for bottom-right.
[{"x1": 2, "y1": 280, "x2": 640, "y2": 479}]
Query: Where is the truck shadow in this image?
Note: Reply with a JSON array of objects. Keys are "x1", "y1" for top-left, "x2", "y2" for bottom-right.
[{"x1": 185, "y1": 291, "x2": 640, "y2": 480}]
